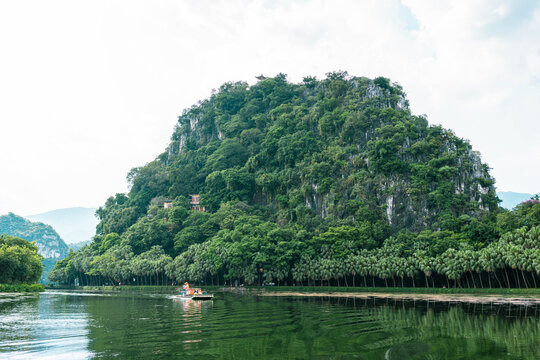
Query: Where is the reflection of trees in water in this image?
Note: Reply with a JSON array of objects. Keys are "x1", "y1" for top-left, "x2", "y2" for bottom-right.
[
  {"x1": 0, "y1": 294, "x2": 38, "y2": 313},
  {"x1": 84, "y1": 295, "x2": 214, "y2": 358},
  {"x1": 81, "y1": 294, "x2": 539, "y2": 359},
  {"x1": 370, "y1": 301, "x2": 539, "y2": 359},
  {"x1": 297, "y1": 297, "x2": 540, "y2": 359}
]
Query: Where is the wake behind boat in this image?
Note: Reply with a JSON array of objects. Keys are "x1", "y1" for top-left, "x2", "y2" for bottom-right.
[{"x1": 175, "y1": 282, "x2": 214, "y2": 300}]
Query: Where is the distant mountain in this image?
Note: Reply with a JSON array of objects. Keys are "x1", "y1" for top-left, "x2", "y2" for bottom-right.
[
  {"x1": 0, "y1": 213, "x2": 69, "y2": 283},
  {"x1": 497, "y1": 192, "x2": 539, "y2": 210},
  {"x1": 26, "y1": 207, "x2": 98, "y2": 244},
  {"x1": 68, "y1": 240, "x2": 91, "y2": 251}
]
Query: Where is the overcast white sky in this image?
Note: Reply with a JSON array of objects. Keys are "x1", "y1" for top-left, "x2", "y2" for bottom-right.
[{"x1": 1, "y1": 0, "x2": 539, "y2": 216}]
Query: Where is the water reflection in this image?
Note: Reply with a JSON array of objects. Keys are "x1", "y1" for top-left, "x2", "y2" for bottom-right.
[
  {"x1": 0, "y1": 291, "x2": 92, "y2": 359},
  {"x1": 0, "y1": 291, "x2": 539, "y2": 359},
  {"x1": 174, "y1": 298, "x2": 212, "y2": 347}
]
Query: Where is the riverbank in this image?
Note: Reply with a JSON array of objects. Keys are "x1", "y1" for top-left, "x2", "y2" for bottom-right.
[
  {"x1": 46, "y1": 285, "x2": 181, "y2": 293},
  {"x1": 251, "y1": 286, "x2": 540, "y2": 305},
  {"x1": 47, "y1": 284, "x2": 540, "y2": 297},
  {"x1": 257, "y1": 285, "x2": 540, "y2": 295},
  {"x1": 260, "y1": 291, "x2": 540, "y2": 305},
  {"x1": 0, "y1": 284, "x2": 44, "y2": 293}
]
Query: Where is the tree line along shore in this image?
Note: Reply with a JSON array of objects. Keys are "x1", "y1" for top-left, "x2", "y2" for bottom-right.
[{"x1": 48, "y1": 223, "x2": 539, "y2": 290}]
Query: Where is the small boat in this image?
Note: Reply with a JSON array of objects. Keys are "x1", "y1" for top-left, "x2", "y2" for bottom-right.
[
  {"x1": 177, "y1": 290, "x2": 214, "y2": 300},
  {"x1": 176, "y1": 282, "x2": 214, "y2": 300}
]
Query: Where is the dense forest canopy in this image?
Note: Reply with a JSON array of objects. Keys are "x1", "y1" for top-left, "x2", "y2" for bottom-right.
[{"x1": 50, "y1": 72, "x2": 540, "y2": 288}]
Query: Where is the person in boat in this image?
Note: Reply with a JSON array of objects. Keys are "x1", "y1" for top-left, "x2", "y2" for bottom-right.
[{"x1": 182, "y1": 282, "x2": 191, "y2": 296}]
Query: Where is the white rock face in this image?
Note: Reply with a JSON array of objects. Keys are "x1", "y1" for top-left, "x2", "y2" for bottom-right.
[
  {"x1": 366, "y1": 82, "x2": 383, "y2": 99},
  {"x1": 36, "y1": 236, "x2": 65, "y2": 259},
  {"x1": 38, "y1": 247, "x2": 61, "y2": 259},
  {"x1": 179, "y1": 134, "x2": 186, "y2": 151},
  {"x1": 190, "y1": 116, "x2": 199, "y2": 131},
  {"x1": 386, "y1": 196, "x2": 394, "y2": 225}
]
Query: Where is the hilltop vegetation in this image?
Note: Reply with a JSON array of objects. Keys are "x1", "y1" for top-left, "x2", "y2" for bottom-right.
[{"x1": 50, "y1": 72, "x2": 540, "y2": 288}]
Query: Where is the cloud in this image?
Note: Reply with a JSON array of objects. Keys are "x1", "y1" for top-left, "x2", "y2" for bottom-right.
[
  {"x1": 0, "y1": 0, "x2": 538, "y2": 215},
  {"x1": 402, "y1": 0, "x2": 540, "y2": 191}
]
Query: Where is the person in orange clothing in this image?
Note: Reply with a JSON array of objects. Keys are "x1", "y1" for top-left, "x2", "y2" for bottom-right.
[{"x1": 182, "y1": 282, "x2": 192, "y2": 295}]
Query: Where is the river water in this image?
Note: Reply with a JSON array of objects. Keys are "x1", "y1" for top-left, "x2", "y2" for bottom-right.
[{"x1": 0, "y1": 290, "x2": 538, "y2": 359}]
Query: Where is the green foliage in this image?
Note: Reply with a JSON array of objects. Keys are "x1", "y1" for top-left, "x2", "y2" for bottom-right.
[
  {"x1": 205, "y1": 139, "x2": 249, "y2": 172},
  {"x1": 99, "y1": 233, "x2": 121, "y2": 254},
  {"x1": 55, "y1": 72, "x2": 539, "y2": 290},
  {"x1": 0, "y1": 283, "x2": 44, "y2": 292},
  {"x1": 0, "y1": 235, "x2": 43, "y2": 284}
]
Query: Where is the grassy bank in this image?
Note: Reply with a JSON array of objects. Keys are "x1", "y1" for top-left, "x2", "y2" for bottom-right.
[
  {"x1": 0, "y1": 283, "x2": 45, "y2": 293},
  {"x1": 256, "y1": 286, "x2": 540, "y2": 296},
  {"x1": 46, "y1": 284, "x2": 540, "y2": 296},
  {"x1": 47, "y1": 285, "x2": 176, "y2": 293},
  {"x1": 46, "y1": 285, "x2": 221, "y2": 293}
]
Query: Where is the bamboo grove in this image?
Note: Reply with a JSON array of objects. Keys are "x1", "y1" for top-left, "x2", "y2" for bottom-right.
[{"x1": 50, "y1": 73, "x2": 540, "y2": 289}]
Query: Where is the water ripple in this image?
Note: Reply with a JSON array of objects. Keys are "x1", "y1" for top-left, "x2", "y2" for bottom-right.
[{"x1": 1, "y1": 291, "x2": 539, "y2": 359}]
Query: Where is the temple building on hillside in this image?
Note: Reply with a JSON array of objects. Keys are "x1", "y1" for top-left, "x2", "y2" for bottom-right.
[
  {"x1": 163, "y1": 200, "x2": 173, "y2": 209},
  {"x1": 190, "y1": 194, "x2": 206, "y2": 212}
]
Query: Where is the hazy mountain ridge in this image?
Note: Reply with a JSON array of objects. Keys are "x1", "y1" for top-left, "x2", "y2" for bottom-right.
[
  {"x1": 497, "y1": 191, "x2": 539, "y2": 210},
  {"x1": 69, "y1": 240, "x2": 91, "y2": 251},
  {"x1": 26, "y1": 207, "x2": 98, "y2": 244}
]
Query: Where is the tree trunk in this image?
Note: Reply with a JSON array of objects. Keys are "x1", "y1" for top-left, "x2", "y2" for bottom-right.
[
  {"x1": 493, "y1": 272, "x2": 503, "y2": 288},
  {"x1": 503, "y1": 268, "x2": 511, "y2": 288},
  {"x1": 520, "y1": 269, "x2": 529, "y2": 288},
  {"x1": 514, "y1": 268, "x2": 521, "y2": 288}
]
